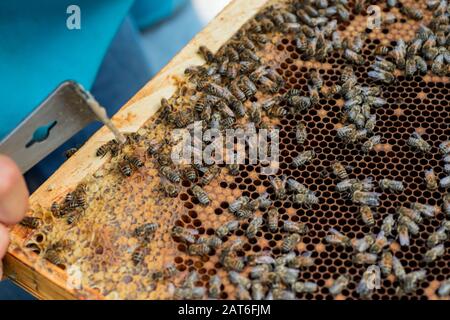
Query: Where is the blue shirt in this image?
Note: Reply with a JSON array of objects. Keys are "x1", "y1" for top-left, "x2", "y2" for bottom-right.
[{"x1": 0, "y1": 0, "x2": 184, "y2": 140}]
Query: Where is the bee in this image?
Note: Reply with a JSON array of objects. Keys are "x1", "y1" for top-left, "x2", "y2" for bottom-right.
[
  {"x1": 290, "y1": 251, "x2": 315, "y2": 269},
  {"x1": 423, "y1": 168, "x2": 438, "y2": 191},
  {"x1": 443, "y1": 193, "x2": 450, "y2": 216},
  {"x1": 134, "y1": 222, "x2": 159, "y2": 240},
  {"x1": 268, "y1": 106, "x2": 287, "y2": 118},
  {"x1": 379, "y1": 178, "x2": 404, "y2": 193},
  {"x1": 51, "y1": 202, "x2": 63, "y2": 217},
  {"x1": 344, "y1": 48, "x2": 364, "y2": 65},
  {"x1": 439, "y1": 141, "x2": 450, "y2": 155},
  {"x1": 64, "y1": 147, "x2": 78, "y2": 159},
  {"x1": 229, "y1": 196, "x2": 250, "y2": 214},
  {"x1": 375, "y1": 45, "x2": 389, "y2": 55},
  {"x1": 353, "y1": 253, "x2": 378, "y2": 265},
  {"x1": 291, "y1": 150, "x2": 315, "y2": 168},
  {"x1": 171, "y1": 226, "x2": 198, "y2": 244},
  {"x1": 199, "y1": 165, "x2": 220, "y2": 186},
  {"x1": 329, "y1": 275, "x2": 349, "y2": 297},
  {"x1": 191, "y1": 185, "x2": 210, "y2": 205},
  {"x1": 397, "y1": 223, "x2": 410, "y2": 246},
  {"x1": 415, "y1": 55, "x2": 427, "y2": 74},
  {"x1": 209, "y1": 275, "x2": 222, "y2": 299},
  {"x1": 124, "y1": 155, "x2": 144, "y2": 169},
  {"x1": 370, "y1": 231, "x2": 389, "y2": 254},
  {"x1": 265, "y1": 207, "x2": 280, "y2": 233},
  {"x1": 96, "y1": 143, "x2": 111, "y2": 158},
  {"x1": 360, "y1": 205, "x2": 376, "y2": 227},
  {"x1": 411, "y1": 202, "x2": 438, "y2": 218},
  {"x1": 251, "y1": 281, "x2": 265, "y2": 301},
  {"x1": 309, "y1": 86, "x2": 320, "y2": 106},
  {"x1": 246, "y1": 216, "x2": 263, "y2": 239},
  {"x1": 19, "y1": 216, "x2": 41, "y2": 229},
  {"x1": 216, "y1": 220, "x2": 239, "y2": 238},
  {"x1": 356, "y1": 267, "x2": 377, "y2": 298},
  {"x1": 380, "y1": 214, "x2": 395, "y2": 237},
  {"x1": 432, "y1": 54, "x2": 446, "y2": 76},
  {"x1": 368, "y1": 69, "x2": 395, "y2": 84},
  {"x1": 248, "y1": 192, "x2": 272, "y2": 211},
  {"x1": 352, "y1": 234, "x2": 376, "y2": 253},
  {"x1": 188, "y1": 243, "x2": 210, "y2": 256},
  {"x1": 227, "y1": 163, "x2": 240, "y2": 176},
  {"x1": 250, "y1": 264, "x2": 271, "y2": 279},
  {"x1": 373, "y1": 56, "x2": 396, "y2": 72},
  {"x1": 400, "y1": 6, "x2": 423, "y2": 20},
  {"x1": 44, "y1": 249, "x2": 64, "y2": 266},
  {"x1": 361, "y1": 135, "x2": 381, "y2": 153},
  {"x1": 66, "y1": 211, "x2": 82, "y2": 225},
  {"x1": 283, "y1": 221, "x2": 309, "y2": 235},
  {"x1": 407, "y1": 132, "x2": 431, "y2": 153},
  {"x1": 295, "y1": 123, "x2": 307, "y2": 145},
  {"x1": 222, "y1": 255, "x2": 245, "y2": 272},
  {"x1": 405, "y1": 58, "x2": 417, "y2": 77},
  {"x1": 376, "y1": 251, "x2": 393, "y2": 278},
  {"x1": 206, "y1": 235, "x2": 222, "y2": 249},
  {"x1": 424, "y1": 244, "x2": 445, "y2": 263},
  {"x1": 398, "y1": 215, "x2": 419, "y2": 235},
  {"x1": 402, "y1": 270, "x2": 427, "y2": 294},
  {"x1": 352, "y1": 191, "x2": 381, "y2": 207},
  {"x1": 292, "y1": 191, "x2": 319, "y2": 208},
  {"x1": 427, "y1": 227, "x2": 448, "y2": 248},
  {"x1": 392, "y1": 256, "x2": 406, "y2": 281},
  {"x1": 331, "y1": 161, "x2": 349, "y2": 180},
  {"x1": 131, "y1": 245, "x2": 147, "y2": 266},
  {"x1": 160, "y1": 166, "x2": 181, "y2": 183},
  {"x1": 336, "y1": 124, "x2": 356, "y2": 143},
  {"x1": 397, "y1": 206, "x2": 422, "y2": 224},
  {"x1": 287, "y1": 178, "x2": 308, "y2": 194},
  {"x1": 444, "y1": 164, "x2": 450, "y2": 174},
  {"x1": 182, "y1": 166, "x2": 197, "y2": 182},
  {"x1": 119, "y1": 161, "x2": 133, "y2": 177},
  {"x1": 282, "y1": 233, "x2": 301, "y2": 252},
  {"x1": 269, "y1": 175, "x2": 287, "y2": 199},
  {"x1": 293, "y1": 281, "x2": 318, "y2": 294},
  {"x1": 198, "y1": 45, "x2": 215, "y2": 62},
  {"x1": 310, "y1": 70, "x2": 323, "y2": 89},
  {"x1": 163, "y1": 263, "x2": 178, "y2": 279},
  {"x1": 325, "y1": 228, "x2": 351, "y2": 247},
  {"x1": 275, "y1": 265, "x2": 300, "y2": 286},
  {"x1": 440, "y1": 176, "x2": 450, "y2": 189},
  {"x1": 287, "y1": 95, "x2": 311, "y2": 112},
  {"x1": 235, "y1": 207, "x2": 254, "y2": 220},
  {"x1": 438, "y1": 279, "x2": 450, "y2": 297},
  {"x1": 239, "y1": 76, "x2": 257, "y2": 98}
]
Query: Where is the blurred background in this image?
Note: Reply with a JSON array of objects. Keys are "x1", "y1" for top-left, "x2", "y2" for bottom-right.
[{"x1": 0, "y1": 0, "x2": 231, "y2": 300}]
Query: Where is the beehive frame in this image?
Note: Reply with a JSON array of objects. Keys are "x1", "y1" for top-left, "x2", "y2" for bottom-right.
[{"x1": 4, "y1": 0, "x2": 450, "y2": 300}]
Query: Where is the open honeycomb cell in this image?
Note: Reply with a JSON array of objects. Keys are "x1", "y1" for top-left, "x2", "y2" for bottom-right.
[{"x1": 11, "y1": 0, "x2": 450, "y2": 300}]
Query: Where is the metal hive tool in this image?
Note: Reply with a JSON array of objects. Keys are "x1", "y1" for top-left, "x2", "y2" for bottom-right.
[{"x1": 10, "y1": 0, "x2": 450, "y2": 300}]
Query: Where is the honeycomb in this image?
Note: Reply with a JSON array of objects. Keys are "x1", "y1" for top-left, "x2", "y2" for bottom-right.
[{"x1": 10, "y1": 0, "x2": 450, "y2": 300}]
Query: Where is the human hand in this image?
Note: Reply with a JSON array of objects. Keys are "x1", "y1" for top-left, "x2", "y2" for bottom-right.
[{"x1": 0, "y1": 155, "x2": 29, "y2": 277}]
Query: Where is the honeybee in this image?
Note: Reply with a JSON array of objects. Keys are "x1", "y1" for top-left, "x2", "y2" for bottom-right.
[
  {"x1": 410, "y1": 202, "x2": 438, "y2": 218},
  {"x1": 160, "y1": 166, "x2": 181, "y2": 184},
  {"x1": 64, "y1": 147, "x2": 78, "y2": 159},
  {"x1": 438, "y1": 279, "x2": 450, "y2": 297},
  {"x1": 352, "y1": 191, "x2": 381, "y2": 207},
  {"x1": 249, "y1": 192, "x2": 272, "y2": 211},
  {"x1": 397, "y1": 223, "x2": 410, "y2": 247},
  {"x1": 421, "y1": 168, "x2": 438, "y2": 191},
  {"x1": 405, "y1": 58, "x2": 418, "y2": 77},
  {"x1": 251, "y1": 281, "x2": 265, "y2": 300},
  {"x1": 423, "y1": 244, "x2": 445, "y2": 263},
  {"x1": 229, "y1": 271, "x2": 251, "y2": 290},
  {"x1": 287, "y1": 178, "x2": 308, "y2": 194},
  {"x1": 398, "y1": 215, "x2": 419, "y2": 235},
  {"x1": 131, "y1": 245, "x2": 147, "y2": 266},
  {"x1": 368, "y1": 69, "x2": 395, "y2": 84},
  {"x1": 198, "y1": 45, "x2": 215, "y2": 63},
  {"x1": 374, "y1": 45, "x2": 389, "y2": 55},
  {"x1": 400, "y1": 6, "x2": 423, "y2": 20},
  {"x1": 125, "y1": 155, "x2": 144, "y2": 169},
  {"x1": 360, "y1": 205, "x2": 376, "y2": 227},
  {"x1": 235, "y1": 207, "x2": 254, "y2": 220},
  {"x1": 275, "y1": 265, "x2": 300, "y2": 286},
  {"x1": 402, "y1": 270, "x2": 427, "y2": 294},
  {"x1": 239, "y1": 76, "x2": 257, "y2": 98},
  {"x1": 352, "y1": 234, "x2": 376, "y2": 253},
  {"x1": 444, "y1": 164, "x2": 450, "y2": 174},
  {"x1": 286, "y1": 95, "x2": 311, "y2": 112},
  {"x1": 269, "y1": 175, "x2": 287, "y2": 199},
  {"x1": 291, "y1": 150, "x2": 315, "y2": 168},
  {"x1": 282, "y1": 233, "x2": 301, "y2": 252},
  {"x1": 199, "y1": 165, "x2": 220, "y2": 186},
  {"x1": 336, "y1": 124, "x2": 357, "y2": 143},
  {"x1": 397, "y1": 206, "x2": 422, "y2": 224},
  {"x1": 325, "y1": 228, "x2": 351, "y2": 247},
  {"x1": 329, "y1": 275, "x2": 349, "y2": 297},
  {"x1": 266, "y1": 208, "x2": 280, "y2": 233},
  {"x1": 361, "y1": 135, "x2": 381, "y2": 153},
  {"x1": 439, "y1": 140, "x2": 450, "y2": 155},
  {"x1": 370, "y1": 231, "x2": 389, "y2": 254},
  {"x1": 292, "y1": 281, "x2": 317, "y2": 294},
  {"x1": 171, "y1": 226, "x2": 198, "y2": 244},
  {"x1": 443, "y1": 193, "x2": 450, "y2": 216},
  {"x1": 331, "y1": 161, "x2": 349, "y2": 180},
  {"x1": 440, "y1": 176, "x2": 450, "y2": 189},
  {"x1": 427, "y1": 227, "x2": 448, "y2": 248},
  {"x1": 229, "y1": 196, "x2": 250, "y2": 214},
  {"x1": 216, "y1": 220, "x2": 239, "y2": 238},
  {"x1": 344, "y1": 48, "x2": 364, "y2": 65},
  {"x1": 407, "y1": 132, "x2": 431, "y2": 153},
  {"x1": 134, "y1": 222, "x2": 159, "y2": 240},
  {"x1": 381, "y1": 214, "x2": 395, "y2": 237},
  {"x1": 296, "y1": 123, "x2": 307, "y2": 144},
  {"x1": 292, "y1": 191, "x2": 319, "y2": 208},
  {"x1": 283, "y1": 221, "x2": 309, "y2": 235},
  {"x1": 208, "y1": 275, "x2": 221, "y2": 299},
  {"x1": 364, "y1": 114, "x2": 377, "y2": 134},
  {"x1": 379, "y1": 250, "x2": 393, "y2": 276},
  {"x1": 44, "y1": 249, "x2": 64, "y2": 266},
  {"x1": 356, "y1": 267, "x2": 377, "y2": 298},
  {"x1": 188, "y1": 243, "x2": 210, "y2": 256},
  {"x1": 246, "y1": 216, "x2": 263, "y2": 239},
  {"x1": 19, "y1": 216, "x2": 41, "y2": 229},
  {"x1": 119, "y1": 161, "x2": 133, "y2": 177},
  {"x1": 393, "y1": 256, "x2": 406, "y2": 281},
  {"x1": 374, "y1": 56, "x2": 396, "y2": 72},
  {"x1": 353, "y1": 253, "x2": 378, "y2": 265},
  {"x1": 379, "y1": 178, "x2": 404, "y2": 193}
]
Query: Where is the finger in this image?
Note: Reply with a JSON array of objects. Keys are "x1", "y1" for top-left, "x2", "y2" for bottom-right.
[
  {"x1": 0, "y1": 223, "x2": 10, "y2": 260},
  {"x1": 0, "y1": 155, "x2": 29, "y2": 225}
]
